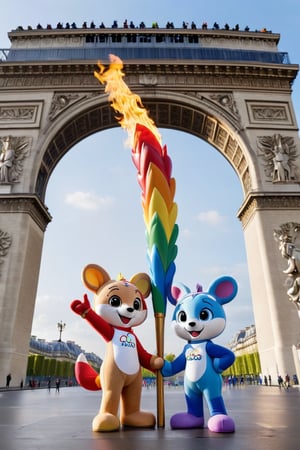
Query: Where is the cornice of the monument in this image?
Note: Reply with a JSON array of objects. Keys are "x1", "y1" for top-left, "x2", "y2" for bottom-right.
[
  {"x1": 238, "y1": 192, "x2": 300, "y2": 228},
  {"x1": 0, "y1": 61, "x2": 298, "y2": 91},
  {"x1": 0, "y1": 194, "x2": 52, "y2": 231}
]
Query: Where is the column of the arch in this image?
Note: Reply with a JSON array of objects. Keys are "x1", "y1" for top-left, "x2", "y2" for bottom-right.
[
  {"x1": 0, "y1": 195, "x2": 51, "y2": 387},
  {"x1": 239, "y1": 194, "x2": 300, "y2": 381}
]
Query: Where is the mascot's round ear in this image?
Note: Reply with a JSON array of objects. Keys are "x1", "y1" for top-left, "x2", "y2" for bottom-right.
[
  {"x1": 171, "y1": 283, "x2": 191, "y2": 302},
  {"x1": 208, "y1": 276, "x2": 238, "y2": 305},
  {"x1": 82, "y1": 264, "x2": 111, "y2": 293},
  {"x1": 130, "y1": 273, "x2": 151, "y2": 298}
]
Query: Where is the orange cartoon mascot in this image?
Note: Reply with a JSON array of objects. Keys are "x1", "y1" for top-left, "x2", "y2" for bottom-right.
[{"x1": 70, "y1": 264, "x2": 163, "y2": 432}]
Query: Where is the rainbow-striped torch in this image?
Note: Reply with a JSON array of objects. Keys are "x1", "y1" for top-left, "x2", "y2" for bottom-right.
[{"x1": 94, "y1": 55, "x2": 178, "y2": 427}]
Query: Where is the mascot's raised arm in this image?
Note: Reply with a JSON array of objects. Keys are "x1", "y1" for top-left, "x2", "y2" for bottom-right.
[
  {"x1": 161, "y1": 276, "x2": 238, "y2": 433},
  {"x1": 70, "y1": 264, "x2": 163, "y2": 432}
]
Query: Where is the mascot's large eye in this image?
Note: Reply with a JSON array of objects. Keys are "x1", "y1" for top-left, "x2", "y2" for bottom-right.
[
  {"x1": 133, "y1": 298, "x2": 141, "y2": 310},
  {"x1": 178, "y1": 311, "x2": 187, "y2": 322},
  {"x1": 199, "y1": 308, "x2": 213, "y2": 321},
  {"x1": 109, "y1": 295, "x2": 121, "y2": 307}
]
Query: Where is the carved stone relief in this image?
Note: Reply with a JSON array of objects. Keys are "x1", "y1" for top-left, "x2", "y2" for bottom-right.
[
  {"x1": 49, "y1": 93, "x2": 83, "y2": 121},
  {"x1": 246, "y1": 101, "x2": 294, "y2": 126},
  {"x1": 0, "y1": 105, "x2": 35, "y2": 121},
  {"x1": 49, "y1": 92, "x2": 98, "y2": 121},
  {"x1": 0, "y1": 102, "x2": 43, "y2": 128},
  {"x1": 139, "y1": 74, "x2": 158, "y2": 86},
  {"x1": 0, "y1": 229, "x2": 12, "y2": 275},
  {"x1": 209, "y1": 93, "x2": 240, "y2": 119},
  {"x1": 0, "y1": 136, "x2": 30, "y2": 184},
  {"x1": 196, "y1": 92, "x2": 241, "y2": 129},
  {"x1": 274, "y1": 222, "x2": 300, "y2": 309},
  {"x1": 257, "y1": 133, "x2": 299, "y2": 182}
]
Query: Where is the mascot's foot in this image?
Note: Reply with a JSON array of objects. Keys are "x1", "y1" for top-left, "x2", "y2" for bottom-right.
[
  {"x1": 92, "y1": 413, "x2": 120, "y2": 432},
  {"x1": 122, "y1": 411, "x2": 156, "y2": 428},
  {"x1": 170, "y1": 413, "x2": 204, "y2": 429},
  {"x1": 208, "y1": 414, "x2": 235, "y2": 433}
]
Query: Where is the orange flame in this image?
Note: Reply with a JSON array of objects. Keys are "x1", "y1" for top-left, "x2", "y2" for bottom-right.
[{"x1": 94, "y1": 54, "x2": 161, "y2": 147}]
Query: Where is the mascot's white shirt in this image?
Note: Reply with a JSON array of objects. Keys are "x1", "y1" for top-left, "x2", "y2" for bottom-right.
[
  {"x1": 185, "y1": 342, "x2": 207, "y2": 382},
  {"x1": 112, "y1": 328, "x2": 139, "y2": 374}
]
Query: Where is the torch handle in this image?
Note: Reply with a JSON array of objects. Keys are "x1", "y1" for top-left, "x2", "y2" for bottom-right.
[{"x1": 155, "y1": 313, "x2": 165, "y2": 428}]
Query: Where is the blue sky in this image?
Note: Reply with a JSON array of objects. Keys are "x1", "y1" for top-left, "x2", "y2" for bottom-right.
[{"x1": 1, "y1": 1, "x2": 300, "y2": 357}]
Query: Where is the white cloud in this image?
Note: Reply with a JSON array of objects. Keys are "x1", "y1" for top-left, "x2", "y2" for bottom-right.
[
  {"x1": 196, "y1": 210, "x2": 224, "y2": 226},
  {"x1": 65, "y1": 191, "x2": 114, "y2": 211}
]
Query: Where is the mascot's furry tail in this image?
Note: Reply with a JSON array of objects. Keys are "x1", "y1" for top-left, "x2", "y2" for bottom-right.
[{"x1": 75, "y1": 353, "x2": 101, "y2": 391}]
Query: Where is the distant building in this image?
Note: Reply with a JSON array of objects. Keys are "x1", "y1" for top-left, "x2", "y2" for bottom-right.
[
  {"x1": 29, "y1": 335, "x2": 102, "y2": 368},
  {"x1": 225, "y1": 325, "x2": 261, "y2": 378},
  {"x1": 228, "y1": 325, "x2": 258, "y2": 356}
]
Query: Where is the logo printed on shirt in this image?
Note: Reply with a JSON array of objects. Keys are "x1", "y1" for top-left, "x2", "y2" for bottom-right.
[
  {"x1": 120, "y1": 333, "x2": 135, "y2": 348},
  {"x1": 186, "y1": 348, "x2": 202, "y2": 360}
]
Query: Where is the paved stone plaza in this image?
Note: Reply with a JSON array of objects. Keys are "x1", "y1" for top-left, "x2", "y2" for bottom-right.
[{"x1": 1, "y1": 384, "x2": 300, "y2": 450}]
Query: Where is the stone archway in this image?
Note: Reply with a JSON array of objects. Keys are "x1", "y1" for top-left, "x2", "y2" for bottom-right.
[
  {"x1": 36, "y1": 96, "x2": 252, "y2": 201},
  {"x1": 1, "y1": 26, "x2": 300, "y2": 386}
]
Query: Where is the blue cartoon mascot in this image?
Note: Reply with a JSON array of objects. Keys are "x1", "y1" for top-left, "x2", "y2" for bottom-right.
[{"x1": 161, "y1": 276, "x2": 238, "y2": 433}]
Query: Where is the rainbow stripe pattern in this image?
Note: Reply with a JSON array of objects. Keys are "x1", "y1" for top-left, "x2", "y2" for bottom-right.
[{"x1": 132, "y1": 124, "x2": 178, "y2": 314}]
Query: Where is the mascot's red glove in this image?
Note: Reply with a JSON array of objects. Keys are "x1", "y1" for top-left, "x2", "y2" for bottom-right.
[{"x1": 71, "y1": 293, "x2": 91, "y2": 317}]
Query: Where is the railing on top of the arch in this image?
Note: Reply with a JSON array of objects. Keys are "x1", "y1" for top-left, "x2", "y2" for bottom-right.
[
  {"x1": 0, "y1": 49, "x2": 9, "y2": 62},
  {"x1": 0, "y1": 26, "x2": 291, "y2": 65}
]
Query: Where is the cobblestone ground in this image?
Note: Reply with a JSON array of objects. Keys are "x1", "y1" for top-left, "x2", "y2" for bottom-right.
[{"x1": 1, "y1": 384, "x2": 300, "y2": 450}]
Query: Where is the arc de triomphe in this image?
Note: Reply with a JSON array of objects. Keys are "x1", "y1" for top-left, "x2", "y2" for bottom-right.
[{"x1": 0, "y1": 26, "x2": 300, "y2": 386}]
